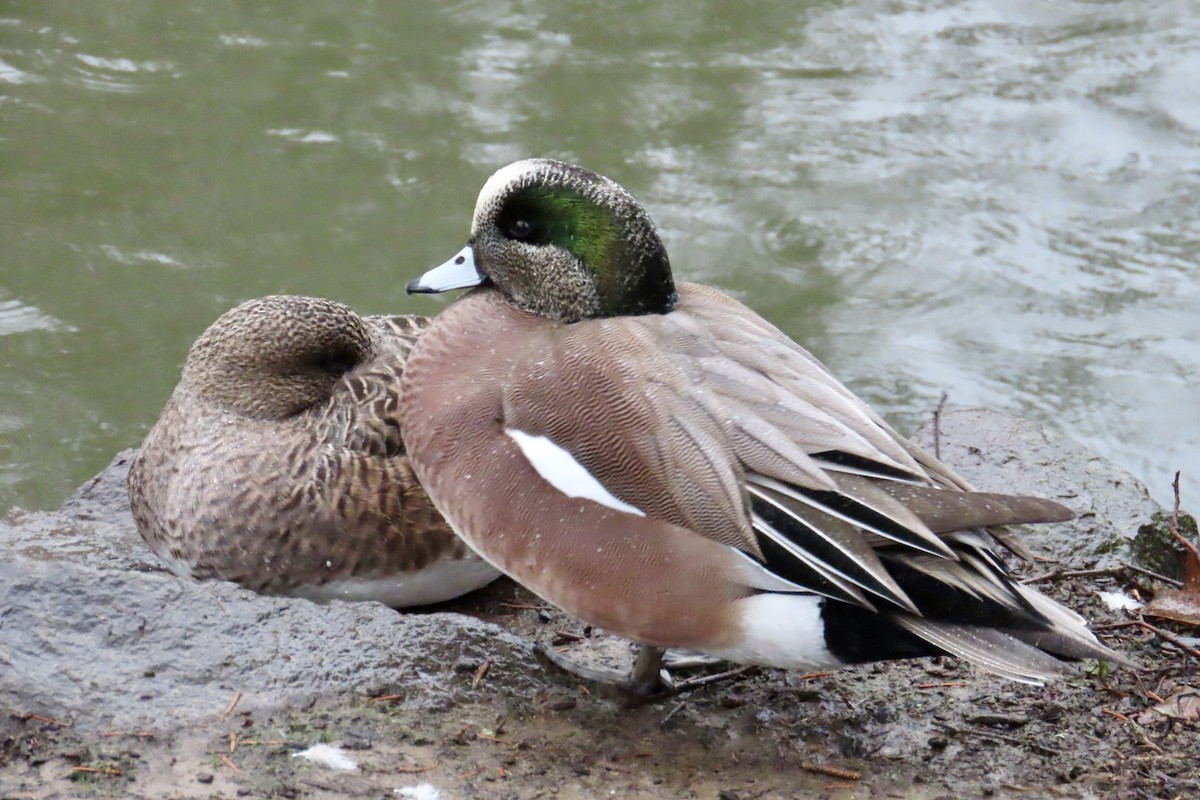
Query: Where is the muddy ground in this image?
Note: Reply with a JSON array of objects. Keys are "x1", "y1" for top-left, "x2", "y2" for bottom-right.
[{"x1": 2, "y1": 410, "x2": 1197, "y2": 799}]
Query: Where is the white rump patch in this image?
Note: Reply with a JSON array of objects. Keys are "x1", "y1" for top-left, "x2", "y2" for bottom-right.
[
  {"x1": 705, "y1": 593, "x2": 839, "y2": 670},
  {"x1": 505, "y1": 428, "x2": 645, "y2": 517},
  {"x1": 292, "y1": 744, "x2": 358, "y2": 771}
]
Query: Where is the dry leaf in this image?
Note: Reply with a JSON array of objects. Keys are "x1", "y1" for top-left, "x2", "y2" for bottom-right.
[
  {"x1": 1134, "y1": 689, "x2": 1200, "y2": 725},
  {"x1": 1143, "y1": 589, "x2": 1200, "y2": 627}
]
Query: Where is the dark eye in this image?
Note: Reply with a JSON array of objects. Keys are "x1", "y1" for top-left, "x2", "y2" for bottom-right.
[{"x1": 505, "y1": 218, "x2": 534, "y2": 240}]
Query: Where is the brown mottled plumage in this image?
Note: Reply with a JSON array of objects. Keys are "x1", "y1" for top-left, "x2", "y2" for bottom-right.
[
  {"x1": 128, "y1": 295, "x2": 499, "y2": 607},
  {"x1": 402, "y1": 159, "x2": 1128, "y2": 693}
]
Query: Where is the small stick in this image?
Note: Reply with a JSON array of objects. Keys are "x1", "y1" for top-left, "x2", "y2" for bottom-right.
[
  {"x1": 16, "y1": 713, "x2": 71, "y2": 727},
  {"x1": 219, "y1": 754, "x2": 239, "y2": 772},
  {"x1": 1021, "y1": 566, "x2": 1124, "y2": 584},
  {"x1": 219, "y1": 691, "x2": 242, "y2": 718},
  {"x1": 916, "y1": 682, "x2": 969, "y2": 689},
  {"x1": 369, "y1": 694, "x2": 403, "y2": 704},
  {"x1": 71, "y1": 765, "x2": 122, "y2": 777},
  {"x1": 1139, "y1": 619, "x2": 1200, "y2": 661},
  {"x1": 1101, "y1": 708, "x2": 1132, "y2": 723},
  {"x1": 229, "y1": 732, "x2": 237, "y2": 753},
  {"x1": 1022, "y1": 563, "x2": 1184, "y2": 588},
  {"x1": 472, "y1": 659, "x2": 492, "y2": 688},
  {"x1": 1092, "y1": 620, "x2": 1143, "y2": 631},
  {"x1": 477, "y1": 733, "x2": 514, "y2": 746},
  {"x1": 800, "y1": 761, "x2": 861, "y2": 781},
  {"x1": 1168, "y1": 471, "x2": 1199, "y2": 563},
  {"x1": 397, "y1": 761, "x2": 439, "y2": 774},
  {"x1": 932, "y1": 392, "x2": 949, "y2": 460},
  {"x1": 1120, "y1": 561, "x2": 1185, "y2": 588},
  {"x1": 674, "y1": 665, "x2": 758, "y2": 693}
]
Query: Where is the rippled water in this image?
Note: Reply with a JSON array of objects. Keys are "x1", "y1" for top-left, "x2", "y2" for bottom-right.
[{"x1": 2, "y1": 0, "x2": 1197, "y2": 511}]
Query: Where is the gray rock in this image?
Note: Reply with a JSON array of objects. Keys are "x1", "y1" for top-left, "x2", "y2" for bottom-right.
[
  {"x1": 0, "y1": 410, "x2": 1165, "y2": 735},
  {"x1": 0, "y1": 451, "x2": 538, "y2": 733},
  {"x1": 911, "y1": 408, "x2": 1163, "y2": 567}
]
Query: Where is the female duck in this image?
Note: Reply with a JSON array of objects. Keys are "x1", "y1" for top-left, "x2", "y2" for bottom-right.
[
  {"x1": 128, "y1": 295, "x2": 499, "y2": 607},
  {"x1": 401, "y1": 159, "x2": 1124, "y2": 692}
]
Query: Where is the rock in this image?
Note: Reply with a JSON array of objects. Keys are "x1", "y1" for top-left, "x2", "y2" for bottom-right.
[
  {"x1": 911, "y1": 408, "x2": 1163, "y2": 567},
  {"x1": 0, "y1": 410, "x2": 1168, "y2": 736},
  {"x1": 0, "y1": 452, "x2": 539, "y2": 733}
]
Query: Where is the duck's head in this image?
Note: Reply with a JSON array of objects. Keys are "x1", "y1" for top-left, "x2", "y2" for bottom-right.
[
  {"x1": 183, "y1": 295, "x2": 372, "y2": 419},
  {"x1": 409, "y1": 159, "x2": 676, "y2": 323}
]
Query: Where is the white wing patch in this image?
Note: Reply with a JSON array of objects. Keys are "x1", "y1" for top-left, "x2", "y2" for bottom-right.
[{"x1": 505, "y1": 428, "x2": 645, "y2": 517}]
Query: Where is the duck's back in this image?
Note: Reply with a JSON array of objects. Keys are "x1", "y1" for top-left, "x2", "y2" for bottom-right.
[{"x1": 129, "y1": 304, "x2": 498, "y2": 607}]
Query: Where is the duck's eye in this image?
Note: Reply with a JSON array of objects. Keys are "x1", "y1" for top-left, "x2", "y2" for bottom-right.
[{"x1": 505, "y1": 218, "x2": 534, "y2": 240}]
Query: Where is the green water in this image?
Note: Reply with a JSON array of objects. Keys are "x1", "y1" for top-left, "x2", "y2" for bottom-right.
[{"x1": 2, "y1": 0, "x2": 1198, "y2": 512}]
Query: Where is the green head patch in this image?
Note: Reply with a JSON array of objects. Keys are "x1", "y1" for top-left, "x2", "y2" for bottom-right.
[{"x1": 496, "y1": 183, "x2": 674, "y2": 317}]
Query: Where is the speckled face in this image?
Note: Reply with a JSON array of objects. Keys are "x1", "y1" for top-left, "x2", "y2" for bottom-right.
[{"x1": 467, "y1": 159, "x2": 676, "y2": 323}]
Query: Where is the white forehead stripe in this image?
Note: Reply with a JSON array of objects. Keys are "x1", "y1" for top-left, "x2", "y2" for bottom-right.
[
  {"x1": 474, "y1": 159, "x2": 547, "y2": 228},
  {"x1": 505, "y1": 428, "x2": 645, "y2": 517}
]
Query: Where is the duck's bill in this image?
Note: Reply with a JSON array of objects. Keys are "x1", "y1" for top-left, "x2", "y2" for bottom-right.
[{"x1": 406, "y1": 245, "x2": 485, "y2": 294}]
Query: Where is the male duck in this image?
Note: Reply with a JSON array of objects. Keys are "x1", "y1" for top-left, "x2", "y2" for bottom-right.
[
  {"x1": 401, "y1": 159, "x2": 1127, "y2": 693},
  {"x1": 128, "y1": 295, "x2": 500, "y2": 607}
]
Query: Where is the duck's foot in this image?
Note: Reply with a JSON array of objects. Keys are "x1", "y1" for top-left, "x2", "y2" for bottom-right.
[{"x1": 533, "y1": 643, "x2": 674, "y2": 698}]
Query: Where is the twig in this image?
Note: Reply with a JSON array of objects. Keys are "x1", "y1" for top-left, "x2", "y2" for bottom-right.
[
  {"x1": 935, "y1": 722, "x2": 1059, "y2": 756},
  {"x1": 1120, "y1": 562, "x2": 1184, "y2": 588},
  {"x1": 787, "y1": 740, "x2": 862, "y2": 780},
  {"x1": 477, "y1": 733, "x2": 515, "y2": 747},
  {"x1": 799, "y1": 760, "x2": 861, "y2": 781},
  {"x1": 71, "y1": 765, "x2": 122, "y2": 777},
  {"x1": 1101, "y1": 708, "x2": 1132, "y2": 723},
  {"x1": 660, "y1": 700, "x2": 687, "y2": 726},
  {"x1": 368, "y1": 693, "x2": 403, "y2": 704},
  {"x1": 1138, "y1": 619, "x2": 1200, "y2": 661},
  {"x1": 933, "y1": 392, "x2": 949, "y2": 460},
  {"x1": 397, "y1": 761, "x2": 439, "y2": 774},
  {"x1": 219, "y1": 691, "x2": 242, "y2": 718},
  {"x1": 916, "y1": 682, "x2": 969, "y2": 689},
  {"x1": 15, "y1": 712, "x2": 72, "y2": 727},
  {"x1": 472, "y1": 659, "x2": 492, "y2": 688},
  {"x1": 1168, "y1": 471, "x2": 1199, "y2": 563},
  {"x1": 674, "y1": 665, "x2": 758, "y2": 693},
  {"x1": 1021, "y1": 563, "x2": 1183, "y2": 589},
  {"x1": 1092, "y1": 621, "x2": 1144, "y2": 632},
  {"x1": 1022, "y1": 566, "x2": 1126, "y2": 585},
  {"x1": 500, "y1": 601, "x2": 553, "y2": 611},
  {"x1": 219, "y1": 754, "x2": 239, "y2": 772}
]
